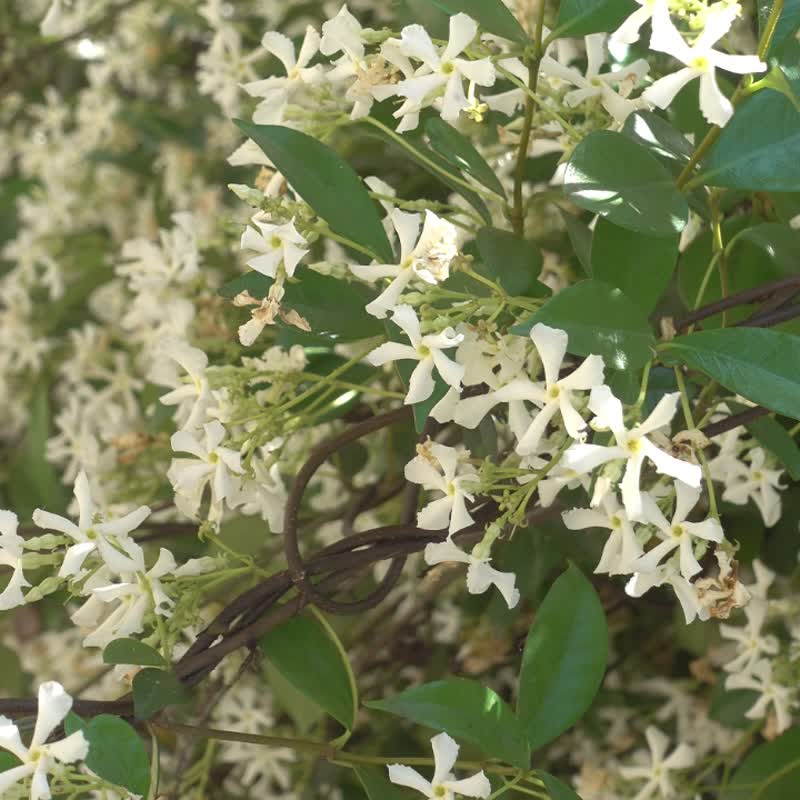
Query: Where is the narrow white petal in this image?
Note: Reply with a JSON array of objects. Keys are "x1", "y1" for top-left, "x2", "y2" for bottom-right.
[
  {"x1": 31, "y1": 682, "x2": 72, "y2": 748},
  {"x1": 431, "y1": 732, "x2": 460, "y2": 784}
]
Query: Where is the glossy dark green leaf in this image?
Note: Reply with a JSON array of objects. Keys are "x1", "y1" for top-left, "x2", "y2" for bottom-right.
[
  {"x1": 132, "y1": 668, "x2": 191, "y2": 721},
  {"x1": 6, "y1": 382, "x2": 70, "y2": 520},
  {"x1": 234, "y1": 120, "x2": 393, "y2": 262},
  {"x1": 564, "y1": 131, "x2": 688, "y2": 237},
  {"x1": 553, "y1": 0, "x2": 637, "y2": 38},
  {"x1": 562, "y1": 212, "x2": 593, "y2": 275},
  {"x1": 360, "y1": 111, "x2": 492, "y2": 223},
  {"x1": 426, "y1": 117, "x2": 506, "y2": 197},
  {"x1": 220, "y1": 270, "x2": 382, "y2": 341},
  {"x1": 355, "y1": 766, "x2": 407, "y2": 800},
  {"x1": 699, "y1": 90, "x2": 800, "y2": 191},
  {"x1": 260, "y1": 611, "x2": 356, "y2": 730},
  {"x1": 724, "y1": 726, "x2": 800, "y2": 799},
  {"x1": 660, "y1": 329, "x2": 800, "y2": 420},
  {"x1": 709, "y1": 683, "x2": 761, "y2": 730},
  {"x1": 758, "y1": 0, "x2": 800, "y2": 58},
  {"x1": 512, "y1": 280, "x2": 655, "y2": 369},
  {"x1": 64, "y1": 713, "x2": 151, "y2": 796},
  {"x1": 103, "y1": 638, "x2": 167, "y2": 668},
  {"x1": 727, "y1": 402, "x2": 800, "y2": 481},
  {"x1": 591, "y1": 218, "x2": 679, "y2": 313},
  {"x1": 518, "y1": 564, "x2": 608, "y2": 752},
  {"x1": 476, "y1": 227, "x2": 545, "y2": 296},
  {"x1": 430, "y1": 0, "x2": 529, "y2": 43},
  {"x1": 539, "y1": 771, "x2": 584, "y2": 799},
  {"x1": 731, "y1": 223, "x2": 800, "y2": 274},
  {"x1": 367, "y1": 678, "x2": 530, "y2": 768}
]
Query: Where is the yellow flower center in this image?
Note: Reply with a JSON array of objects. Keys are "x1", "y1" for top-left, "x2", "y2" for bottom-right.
[
  {"x1": 671, "y1": 524, "x2": 685, "y2": 538},
  {"x1": 270, "y1": 235, "x2": 283, "y2": 249},
  {"x1": 691, "y1": 55, "x2": 710, "y2": 71},
  {"x1": 417, "y1": 344, "x2": 431, "y2": 358},
  {"x1": 548, "y1": 385, "x2": 561, "y2": 400},
  {"x1": 441, "y1": 61, "x2": 455, "y2": 75}
]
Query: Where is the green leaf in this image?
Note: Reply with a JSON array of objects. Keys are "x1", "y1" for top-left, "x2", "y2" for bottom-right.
[
  {"x1": 564, "y1": 131, "x2": 688, "y2": 237},
  {"x1": 475, "y1": 227, "x2": 545, "y2": 296},
  {"x1": 259, "y1": 610, "x2": 357, "y2": 731},
  {"x1": 6, "y1": 382, "x2": 70, "y2": 520},
  {"x1": 709, "y1": 683, "x2": 760, "y2": 730},
  {"x1": 731, "y1": 223, "x2": 800, "y2": 274},
  {"x1": 622, "y1": 111, "x2": 695, "y2": 166},
  {"x1": 367, "y1": 678, "x2": 530, "y2": 769},
  {"x1": 429, "y1": 0, "x2": 529, "y2": 43},
  {"x1": 0, "y1": 752, "x2": 21, "y2": 772},
  {"x1": 517, "y1": 564, "x2": 608, "y2": 752},
  {"x1": 727, "y1": 402, "x2": 800, "y2": 481},
  {"x1": 234, "y1": 120, "x2": 393, "y2": 263},
  {"x1": 539, "y1": 771, "x2": 584, "y2": 799},
  {"x1": 724, "y1": 726, "x2": 800, "y2": 799},
  {"x1": 103, "y1": 639, "x2": 167, "y2": 668},
  {"x1": 426, "y1": 117, "x2": 506, "y2": 197},
  {"x1": 64, "y1": 714, "x2": 151, "y2": 796},
  {"x1": 659, "y1": 329, "x2": 800, "y2": 421},
  {"x1": 591, "y1": 218, "x2": 679, "y2": 313},
  {"x1": 512, "y1": 280, "x2": 656, "y2": 370},
  {"x1": 360, "y1": 110, "x2": 492, "y2": 224},
  {"x1": 562, "y1": 212, "x2": 593, "y2": 275},
  {"x1": 758, "y1": 0, "x2": 800, "y2": 58},
  {"x1": 699, "y1": 90, "x2": 800, "y2": 191},
  {"x1": 355, "y1": 766, "x2": 407, "y2": 800},
  {"x1": 132, "y1": 668, "x2": 191, "y2": 721},
  {"x1": 219, "y1": 270, "x2": 382, "y2": 342},
  {"x1": 553, "y1": 0, "x2": 637, "y2": 38}
]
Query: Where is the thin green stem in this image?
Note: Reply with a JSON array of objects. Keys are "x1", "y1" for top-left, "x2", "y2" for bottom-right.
[
  {"x1": 362, "y1": 116, "x2": 496, "y2": 201},
  {"x1": 674, "y1": 368, "x2": 719, "y2": 519}
]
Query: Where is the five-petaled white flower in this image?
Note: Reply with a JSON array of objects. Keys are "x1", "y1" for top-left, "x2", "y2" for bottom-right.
[
  {"x1": 240, "y1": 213, "x2": 309, "y2": 279},
  {"x1": 424, "y1": 538, "x2": 520, "y2": 609},
  {"x1": 351, "y1": 209, "x2": 458, "y2": 319},
  {"x1": 168, "y1": 420, "x2": 244, "y2": 522},
  {"x1": 619, "y1": 725, "x2": 695, "y2": 800},
  {"x1": 643, "y1": 1, "x2": 765, "y2": 126},
  {"x1": 0, "y1": 682, "x2": 89, "y2": 800},
  {"x1": 562, "y1": 493, "x2": 643, "y2": 575},
  {"x1": 388, "y1": 731, "x2": 491, "y2": 799},
  {"x1": 456, "y1": 324, "x2": 605, "y2": 457},
  {"x1": 631, "y1": 482, "x2": 724, "y2": 580},
  {"x1": 541, "y1": 34, "x2": 649, "y2": 123},
  {"x1": 405, "y1": 442, "x2": 478, "y2": 535},
  {"x1": 0, "y1": 510, "x2": 30, "y2": 610},
  {"x1": 562, "y1": 386, "x2": 702, "y2": 520},
  {"x1": 394, "y1": 14, "x2": 495, "y2": 131},
  {"x1": 721, "y1": 447, "x2": 785, "y2": 528},
  {"x1": 367, "y1": 304, "x2": 464, "y2": 405},
  {"x1": 725, "y1": 659, "x2": 796, "y2": 734},
  {"x1": 71, "y1": 547, "x2": 178, "y2": 648},
  {"x1": 152, "y1": 337, "x2": 212, "y2": 431},
  {"x1": 33, "y1": 471, "x2": 151, "y2": 578}
]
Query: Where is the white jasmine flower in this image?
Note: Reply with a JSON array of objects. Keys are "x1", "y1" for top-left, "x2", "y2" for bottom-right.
[
  {"x1": 151, "y1": 337, "x2": 212, "y2": 430},
  {"x1": 0, "y1": 511, "x2": 30, "y2": 610},
  {"x1": 0, "y1": 682, "x2": 89, "y2": 799},
  {"x1": 240, "y1": 213, "x2": 309, "y2": 279},
  {"x1": 168, "y1": 420, "x2": 245, "y2": 522},
  {"x1": 562, "y1": 494, "x2": 643, "y2": 575},
  {"x1": 541, "y1": 34, "x2": 649, "y2": 123},
  {"x1": 631, "y1": 482, "x2": 724, "y2": 580},
  {"x1": 720, "y1": 597, "x2": 779, "y2": 675},
  {"x1": 395, "y1": 14, "x2": 495, "y2": 130},
  {"x1": 563, "y1": 386, "x2": 702, "y2": 520},
  {"x1": 424, "y1": 538, "x2": 520, "y2": 609},
  {"x1": 726, "y1": 659, "x2": 796, "y2": 733},
  {"x1": 457, "y1": 325, "x2": 604, "y2": 455},
  {"x1": 626, "y1": 563, "x2": 707, "y2": 624},
  {"x1": 721, "y1": 447, "x2": 785, "y2": 527},
  {"x1": 32, "y1": 471, "x2": 151, "y2": 578},
  {"x1": 320, "y1": 4, "x2": 366, "y2": 67},
  {"x1": 619, "y1": 725, "x2": 695, "y2": 800},
  {"x1": 229, "y1": 459, "x2": 287, "y2": 533},
  {"x1": 388, "y1": 731, "x2": 491, "y2": 799},
  {"x1": 404, "y1": 442, "x2": 478, "y2": 535},
  {"x1": 351, "y1": 209, "x2": 458, "y2": 318},
  {"x1": 610, "y1": 0, "x2": 658, "y2": 47},
  {"x1": 71, "y1": 548, "x2": 177, "y2": 649},
  {"x1": 241, "y1": 26, "x2": 323, "y2": 125},
  {"x1": 643, "y1": 1, "x2": 766, "y2": 126},
  {"x1": 367, "y1": 304, "x2": 464, "y2": 404}
]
